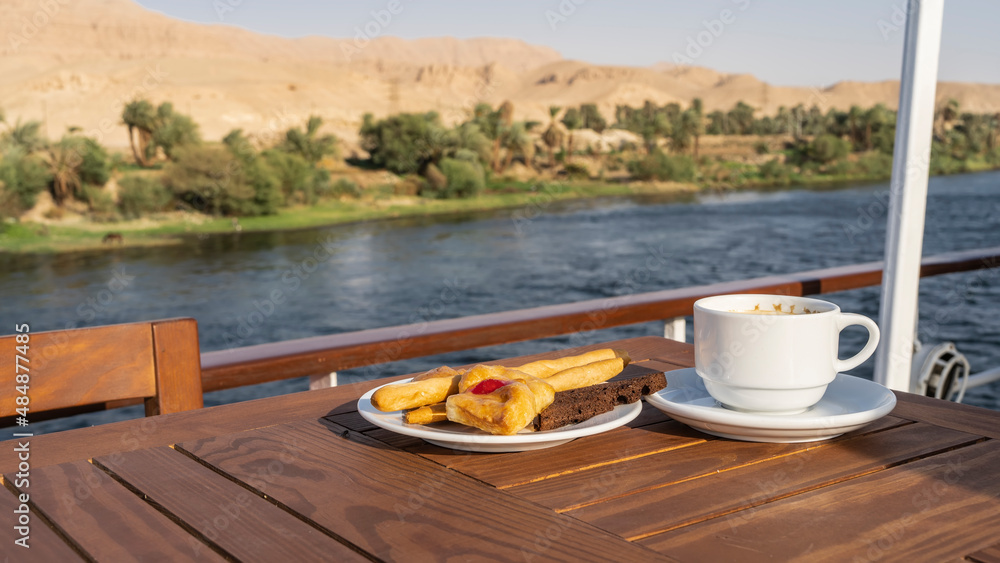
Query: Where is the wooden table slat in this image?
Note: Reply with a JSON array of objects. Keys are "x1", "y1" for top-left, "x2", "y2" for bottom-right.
[
  {"x1": 410, "y1": 420, "x2": 710, "y2": 489},
  {"x1": 892, "y1": 392, "x2": 1000, "y2": 439},
  {"x1": 0, "y1": 484, "x2": 83, "y2": 561},
  {"x1": 638, "y1": 440, "x2": 1000, "y2": 562},
  {"x1": 93, "y1": 446, "x2": 368, "y2": 562},
  {"x1": 178, "y1": 418, "x2": 670, "y2": 562},
  {"x1": 967, "y1": 543, "x2": 1000, "y2": 563},
  {"x1": 507, "y1": 415, "x2": 910, "y2": 511},
  {"x1": 567, "y1": 422, "x2": 985, "y2": 540},
  {"x1": 5, "y1": 460, "x2": 227, "y2": 561}
]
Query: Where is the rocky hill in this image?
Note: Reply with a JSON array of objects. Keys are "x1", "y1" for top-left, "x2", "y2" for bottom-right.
[{"x1": 3, "y1": 0, "x2": 998, "y2": 149}]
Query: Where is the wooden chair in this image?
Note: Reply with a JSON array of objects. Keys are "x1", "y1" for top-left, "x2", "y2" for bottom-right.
[{"x1": 0, "y1": 318, "x2": 204, "y2": 427}]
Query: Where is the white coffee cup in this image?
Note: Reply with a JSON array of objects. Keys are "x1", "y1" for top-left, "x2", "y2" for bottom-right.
[{"x1": 693, "y1": 294, "x2": 880, "y2": 415}]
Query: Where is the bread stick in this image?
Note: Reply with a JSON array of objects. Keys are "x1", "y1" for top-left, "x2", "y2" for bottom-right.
[
  {"x1": 404, "y1": 403, "x2": 447, "y2": 424},
  {"x1": 370, "y1": 374, "x2": 462, "y2": 412},
  {"x1": 543, "y1": 357, "x2": 626, "y2": 393},
  {"x1": 411, "y1": 365, "x2": 462, "y2": 382},
  {"x1": 514, "y1": 348, "x2": 630, "y2": 378}
]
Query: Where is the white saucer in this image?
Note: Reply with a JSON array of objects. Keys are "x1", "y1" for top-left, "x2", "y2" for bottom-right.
[
  {"x1": 645, "y1": 368, "x2": 897, "y2": 443},
  {"x1": 358, "y1": 379, "x2": 642, "y2": 452}
]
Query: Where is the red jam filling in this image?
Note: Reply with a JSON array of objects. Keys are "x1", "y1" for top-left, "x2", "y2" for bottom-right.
[{"x1": 470, "y1": 379, "x2": 510, "y2": 395}]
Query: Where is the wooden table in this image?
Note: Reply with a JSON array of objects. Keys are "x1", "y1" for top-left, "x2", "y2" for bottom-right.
[{"x1": 3, "y1": 337, "x2": 1000, "y2": 562}]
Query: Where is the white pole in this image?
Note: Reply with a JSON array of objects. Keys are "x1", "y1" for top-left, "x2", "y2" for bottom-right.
[{"x1": 874, "y1": 0, "x2": 945, "y2": 392}]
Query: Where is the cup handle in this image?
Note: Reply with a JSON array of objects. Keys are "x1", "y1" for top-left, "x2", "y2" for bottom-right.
[{"x1": 834, "y1": 313, "x2": 881, "y2": 373}]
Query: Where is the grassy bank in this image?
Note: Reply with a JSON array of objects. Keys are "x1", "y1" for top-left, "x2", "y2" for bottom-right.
[
  {"x1": 0, "y1": 181, "x2": 693, "y2": 254},
  {"x1": 5, "y1": 160, "x2": 999, "y2": 255}
]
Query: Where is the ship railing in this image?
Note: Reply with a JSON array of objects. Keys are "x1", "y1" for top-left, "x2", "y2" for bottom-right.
[{"x1": 201, "y1": 246, "x2": 1000, "y2": 401}]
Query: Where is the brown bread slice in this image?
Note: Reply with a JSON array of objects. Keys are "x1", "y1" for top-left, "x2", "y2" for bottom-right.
[{"x1": 532, "y1": 370, "x2": 666, "y2": 431}]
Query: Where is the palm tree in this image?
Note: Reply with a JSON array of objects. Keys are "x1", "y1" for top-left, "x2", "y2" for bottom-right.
[
  {"x1": 989, "y1": 112, "x2": 1000, "y2": 152},
  {"x1": 281, "y1": 116, "x2": 338, "y2": 164},
  {"x1": 45, "y1": 138, "x2": 83, "y2": 204},
  {"x1": 790, "y1": 104, "x2": 806, "y2": 139},
  {"x1": 542, "y1": 106, "x2": 564, "y2": 167},
  {"x1": 2, "y1": 119, "x2": 46, "y2": 153},
  {"x1": 497, "y1": 100, "x2": 514, "y2": 127},
  {"x1": 498, "y1": 122, "x2": 534, "y2": 172},
  {"x1": 727, "y1": 102, "x2": 755, "y2": 135},
  {"x1": 847, "y1": 105, "x2": 866, "y2": 148},
  {"x1": 561, "y1": 107, "x2": 583, "y2": 162},
  {"x1": 863, "y1": 104, "x2": 889, "y2": 151},
  {"x1": 689, "y1": 99, "x2": 705, "y2": 159},
  {"x1": 151, "y1": 102, "x2": 201, "y2": 160},
  {"x1": 775, "y1": 106, "x2": 792, "y2": 135},
  {"x1": 668, "y1": 111, "x2": 696, "y2": 154},
  {"x1": 122, "y1": 99, "x2": 156, "y2": 166}
]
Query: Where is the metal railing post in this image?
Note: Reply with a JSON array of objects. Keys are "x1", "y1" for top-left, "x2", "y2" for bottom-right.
[
  {"x1": 309, "y1": 372, "x2": 338, "y2": 390},
  {"x1": 664, "y1": 317, "x2": 686, "y2": 343}
]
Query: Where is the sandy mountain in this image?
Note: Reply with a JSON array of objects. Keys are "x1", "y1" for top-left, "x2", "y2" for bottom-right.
[{"x1": 2, "y1": 0, "x2": 998, "y2": 150}]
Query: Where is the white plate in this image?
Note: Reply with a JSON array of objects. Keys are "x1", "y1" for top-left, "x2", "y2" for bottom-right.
[
  {"x1": 358, "y1": 379, "x2": 642, "y2": 452},
  {"x1": 645, "y1": 368, "x2": 896, "y2": 443}
]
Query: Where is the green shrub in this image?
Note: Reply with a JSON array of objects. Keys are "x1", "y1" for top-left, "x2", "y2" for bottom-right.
[
  {"x1": 856, "y1": 152, "x2": 893, "y2": 177},
  {"x1": 118, "y1": 175, "x2": 173, "y2": 218},
  {"x1": 754, "y1": 141, "x2": 770, "y2": 155},
  {"x1": 758, "y1": 158, "x2": 790, "y2": 184},
  {"x1": 359, "y1": 112, "x2": 449, "y2": 174},
  {"x1": 627, "y1": 151, "x2": 696, "y2": 182},
  {"x1": 329, "y1": 178, "x2": 361, "y2": 199},
  {"x1": 929, "y1": 154, "x2": 967, "y2": 175},
  {"x1": 264, "y1": 150, "x2": 317, "y2": 205},
  {"x1": 826, "y1": 160, "x2": 852, "y2": 176},
  {"x1": 452, "y1": 148, "x2": 480, "y2": 163},
  {"x1": 78, "y1": 137, "x2": 111, "y2": 187},
  {"x1": 81, "y1": 186, "x2": 119, "y2": 221},
  {"x1": 0, "y1": 148, "x2": 50, "y2": 215},
  {"x1": 809, "y1": 134, "x2": 850, "y2": 164},
  {"x1": 563, "y1": 162, "x2": 590, "y2": 180},
  {"x1": 423, "y1": 162, "x2": 448, "y2": 193},
  {"x1": 428, "y1": 157, "x2": 485, "y2": 198},
  {"x1": 163, "y1": 146, "x2": 281, "y2": 216}
]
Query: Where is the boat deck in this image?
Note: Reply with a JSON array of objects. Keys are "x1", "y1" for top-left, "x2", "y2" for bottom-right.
[{"x1": 3, "y1": 336, "x2": 999, "y2": 561}]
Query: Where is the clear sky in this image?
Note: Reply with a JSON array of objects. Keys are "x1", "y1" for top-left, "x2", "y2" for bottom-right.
[{"x1": 134, "y1": 0, "x2": 1000, "y2": 87}]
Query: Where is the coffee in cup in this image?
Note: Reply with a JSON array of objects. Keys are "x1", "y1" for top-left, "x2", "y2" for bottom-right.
[{"x1": 693, "y1": 294, "x2": 880, "y2": 415}]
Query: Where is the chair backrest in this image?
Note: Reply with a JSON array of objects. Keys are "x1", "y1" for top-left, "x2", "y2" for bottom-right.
[{"x1": 0, "y1": 318, "x2": 204, "y2": 426}]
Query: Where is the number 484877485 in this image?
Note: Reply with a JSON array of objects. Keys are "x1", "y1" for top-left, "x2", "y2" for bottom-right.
[{"x1": 14, "y1": 324, "x2": 30, "y2": 417}]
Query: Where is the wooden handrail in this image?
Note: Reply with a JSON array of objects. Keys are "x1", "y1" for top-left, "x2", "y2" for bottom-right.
[{"x1": 200, "y1": 246, "x2": 1000, "y2": 393}]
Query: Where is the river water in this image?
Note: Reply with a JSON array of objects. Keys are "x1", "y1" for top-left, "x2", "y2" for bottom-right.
[{"x1": 4, "y1": 170, "x2": 999, "y2": 433}]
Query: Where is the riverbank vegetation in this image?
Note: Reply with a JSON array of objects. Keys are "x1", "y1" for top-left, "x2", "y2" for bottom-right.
[{"x1": 2, "y1": 97, "x2": 999, "y2": 253}]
